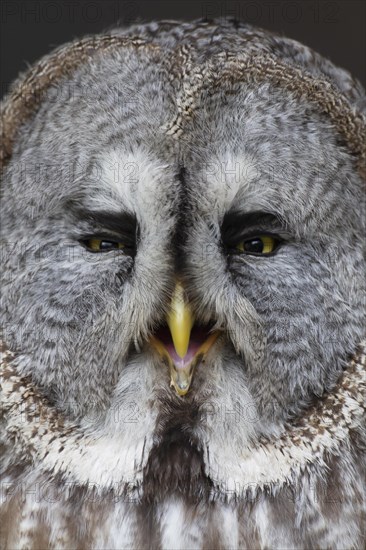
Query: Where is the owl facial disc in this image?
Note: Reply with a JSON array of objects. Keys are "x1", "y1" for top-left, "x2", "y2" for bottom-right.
[{"x1": 151, "y1": 281, "x2": 220, "y2": 396}]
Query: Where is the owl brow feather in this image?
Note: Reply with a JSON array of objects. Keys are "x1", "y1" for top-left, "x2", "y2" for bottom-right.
[
  {"x1": 63, "y1": 202, "x2": 138, "y2": 239},
  {"x1": 221, "y1": 210, "x2": 287, "y2": 243}
]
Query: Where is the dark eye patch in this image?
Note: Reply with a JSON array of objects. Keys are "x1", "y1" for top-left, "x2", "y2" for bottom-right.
[
  {"x1": 65, "y1": 202, "x2": 139, "y2": 257},
  {"x1": 221, "y1": 210, "x2": 288, "y2": 252}
]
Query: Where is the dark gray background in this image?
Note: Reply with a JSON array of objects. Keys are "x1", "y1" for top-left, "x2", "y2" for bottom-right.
[{"x1": 1, "y1": 0, "x2": 365, "y2": 100}]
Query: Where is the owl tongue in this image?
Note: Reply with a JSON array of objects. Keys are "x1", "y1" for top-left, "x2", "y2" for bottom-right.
[
  {"x1": 155, "y1": 325, "x2": 207, "y2": 369},
  {"x1": 165, "y1": 334, "x2": 202, "y2": 369}
]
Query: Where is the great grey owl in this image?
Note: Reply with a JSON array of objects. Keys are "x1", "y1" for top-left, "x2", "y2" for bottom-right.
[{"x1": 0, "y1": 18, "x2": 365, "y2": 550}]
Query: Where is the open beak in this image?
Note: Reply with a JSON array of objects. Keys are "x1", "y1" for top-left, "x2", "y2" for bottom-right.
[{"x1": 150, "y1": 281, "x2": 220, "y2": 396}]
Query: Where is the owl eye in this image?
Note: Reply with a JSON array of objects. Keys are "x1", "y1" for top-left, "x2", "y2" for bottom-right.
[
  {"x1": 82, "y1": 238, "x2": 125, "y2": 252},
  {"x1": 235, "y1": 235, "x2": 278, "y2": 255}
]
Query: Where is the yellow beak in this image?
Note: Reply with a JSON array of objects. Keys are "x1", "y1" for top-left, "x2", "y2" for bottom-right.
[
  {"x1": 150, "y1": 280, "x2": 220, "y2": 396},
  {"x1": 166, "y1": 281, "x2": 195, "y2": 358}
]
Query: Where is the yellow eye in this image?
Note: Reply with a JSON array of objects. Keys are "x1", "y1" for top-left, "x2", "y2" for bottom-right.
[
  {"x1": 84, "y1": 239, "x2": 125, "y2": 252},
  {"x1": 236, "y1": 235, "x2": 277, "y2": 254}
]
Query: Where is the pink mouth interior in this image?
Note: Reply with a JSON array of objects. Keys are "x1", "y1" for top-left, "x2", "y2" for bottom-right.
[{"x1": 154, "y1": 324, "x2": 213, "y2": 369}]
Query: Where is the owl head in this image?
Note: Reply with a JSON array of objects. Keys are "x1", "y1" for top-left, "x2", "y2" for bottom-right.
[{"x1": 1, "y1": 19, "x2": 365, "y2": 495}]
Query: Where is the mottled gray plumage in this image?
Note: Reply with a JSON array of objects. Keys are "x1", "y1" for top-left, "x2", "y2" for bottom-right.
[{"x1": 0, "y1": 18, "x2": 365, "y2": 549}]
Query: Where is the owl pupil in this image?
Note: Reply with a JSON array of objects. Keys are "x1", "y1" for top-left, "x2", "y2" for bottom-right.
[
  {"x1": 100, "y1": 241, "x2": 117, "y2": 250},
  {"x1": 244, "y1": 238, "x2": 263, "y2": 253}
]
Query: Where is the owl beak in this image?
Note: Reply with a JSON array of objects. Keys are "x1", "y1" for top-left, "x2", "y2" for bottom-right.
[
  {"x1": 150, "y1": 281, "x2": 220, "y2": 396},
  {"x1": 166, "y1": 281, "x2": 195, "y2": 359}
]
